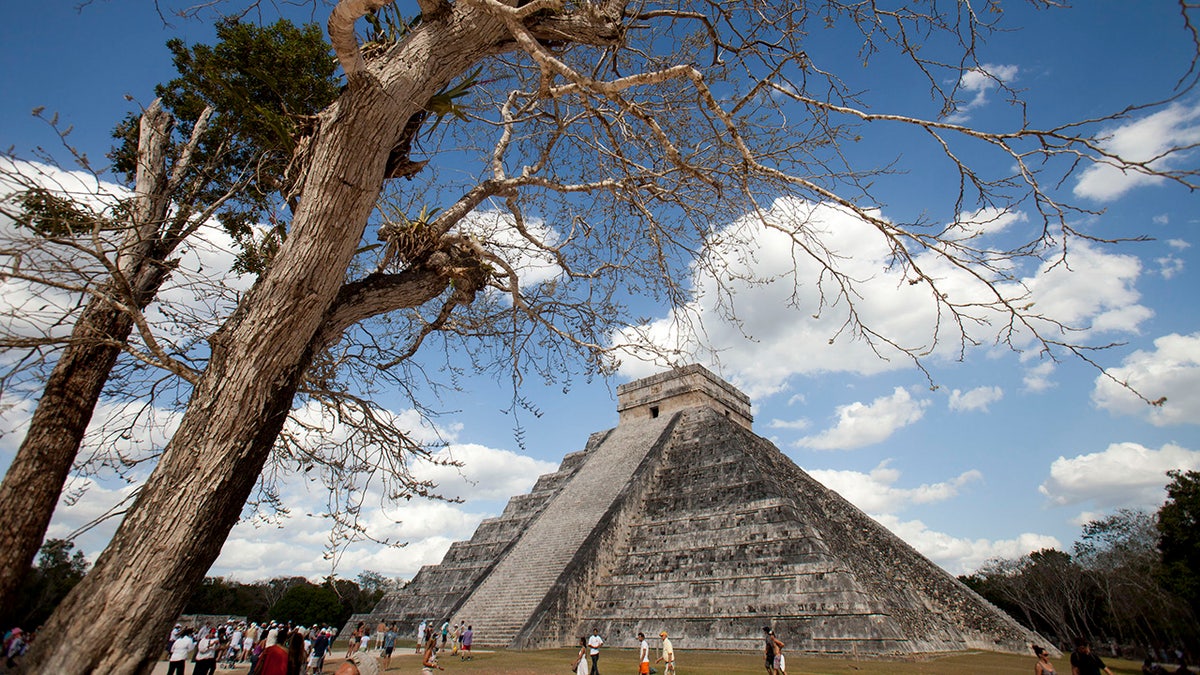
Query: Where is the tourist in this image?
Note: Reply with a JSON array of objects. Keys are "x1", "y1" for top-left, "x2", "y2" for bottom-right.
[
  {"x1": 1071, "y1": 638, "x2": 1114, "y2": 675},
  {"x1": 417, "y1": 620, "x2": 427, "y2": 653},
  {"x1": 288, "y1": 630, "x2": 309, "y2": 675},
  {"x1": 1033, "y1": 645, "x2": 1057, "y2": 675},
  {"x1": 773, "y1": 635, "x2": 787, "y2": 675},
  {"x1": 587, "y1": 627, "x2": 605, "y2": 675},
  {"x1": 310, "y1": 629, "x2": 330, "y2": 675},
  {"x1": 440, "y1": 619, "x2": 450, "y2": 649},
  {"x1": 637, "y1": 632, "x2": 650, "y2": 675},
  {"x1": 194, "y1": 628, "x2": 220, "y2": 675},
  {"x1": 572, "y1": 636, "x2": 590, "y2": 675},
  {"x1": 461, "y1": 624, "x2": 473, "y2": 660},
  {"x1": 256, "y1": 629, "x2": 291, "y2": 675},
  {"x1": 166, "y1": 627, "x2": 195, "y2": 675},
  {"x1": 656, "y1": 631, "x2": 676, "y2": 675},
  {"x1": 358, "y1": 628, "x2": 370, "y2": 655},
  {"x1": 762, "y1": 627, "x2": 783, "y2": 675},
  {"x1": 381, "y1": 624, "x2": 397, "y2": 670},
  {"x1": 347, "y1": 622, "x2": 364, "y2": 657},
  {"x1": 422, "y1": 635, "x2": 444, "y2": 674},
  {"x1": 228, "y1": 623, "x2": 245, "y2": 666}
]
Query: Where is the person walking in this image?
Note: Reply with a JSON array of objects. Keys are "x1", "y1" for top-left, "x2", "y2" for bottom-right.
[
  {"x1": 165, "y1": 627, "x2": 194, "y2": 675},
  {"x1": 461, "y1": 625, "x2": 474, "y2": 661},
  {"x1": 572, "y1": 636, "x2": 590, "y2": 675},
  {"x1": 1071, "y1": 638, "x2": 1115, "y2": 675},
  {"x1": 194, "y1": 628, "x2": 220, "y2": 675},
  {"x1": 655, "y1": 631, "x2": 675, "y2": 675},
  {"x1": 762, "y1": 627, "x2": 783, "y2": 675},
  {"x1": 381, "y1": 624, "x2": 397, "y2": 670},
  {"x1": 637, "y1": 632, "x2": 650, "y2": 675},
  {"x1": 587, "y1": 628, "x2": 605, "y2": 675}
]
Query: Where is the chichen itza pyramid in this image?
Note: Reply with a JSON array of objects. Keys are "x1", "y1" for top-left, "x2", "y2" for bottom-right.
[{"x1": 349, "y1": 365, "x2": 1043, "y2": 655}]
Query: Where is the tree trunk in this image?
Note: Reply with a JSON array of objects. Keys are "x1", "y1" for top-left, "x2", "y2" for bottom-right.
[
  {"x1": 23, "y1": 6, "x2": 528, "y2": 671},
  {"x1": 0, "y1": 300, "x2": 132, "y2": 617},
  {"x1": 24, "y1": 65, "x2": 446, "y2": 675},
  {"x1": 0, "y1": 103, "x2": 175, "y2": 615}
]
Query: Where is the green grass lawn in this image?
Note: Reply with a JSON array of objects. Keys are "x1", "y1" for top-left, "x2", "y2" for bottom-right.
[{"x1": 327, "y1": 642, "x2": 1148, "y2": 675}]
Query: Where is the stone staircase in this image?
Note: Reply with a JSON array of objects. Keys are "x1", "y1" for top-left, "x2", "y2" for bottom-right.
[{"x1": 451, "y1": 414, "x2": 674, "y2": 647}]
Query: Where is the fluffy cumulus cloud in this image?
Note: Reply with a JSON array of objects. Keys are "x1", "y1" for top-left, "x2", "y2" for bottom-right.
[
  {"x1": 1074, "y1": 101, "x2": 1200, "y2": 202},
  {"x1": 613, "y1": 197, "x2": 1151, "y2": 399},
  {"x1": 797, "y1": 387, "x2": 930, "y2": 450},
  {"x1": 807, "y1": 461, "x2": 1056, "y2": 574},
  {"x1": 1092, "y1": 332, "x2": 1200, "y2": 426},
  {"x1": 873, "y1": 514, "x2": 1060, "y2": 575},
  {"x1": 808, "y1": 460, "x2": 981, "y2": 513},
  {"x1": 7, "y1": 392, "x2": 558, "y2": 582},
  {"x1": 947, "y1": 63, "x2": 1019, "y2": 122},
  {"x1": 1039, "y1": 441, "x2": 1200, "y2": 510},
  {"x1": 207, "y1": 437, "x2": 556, "y2": 581},
  {"x1": 948, "y1": 385, "x2": 1003, "y2": 412},
  {"x1": 457, "y1": 209, "x2": 563, "y2": 289}
]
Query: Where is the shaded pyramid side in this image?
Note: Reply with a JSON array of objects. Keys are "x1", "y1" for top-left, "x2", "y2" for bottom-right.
[{"x1": 580, "y1": 406, "x2": 1039, "y2": 655}]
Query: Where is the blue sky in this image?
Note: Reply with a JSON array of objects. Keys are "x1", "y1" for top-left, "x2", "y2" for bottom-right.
[{"x1": 1, "y1": 1, "x2": 1198, "y2": 584}]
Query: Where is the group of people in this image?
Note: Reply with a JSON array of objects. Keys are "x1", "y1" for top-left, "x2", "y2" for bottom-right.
[
  {"x1": 344, "y1": 621, "x2": 407, "y2": 670},
  {"x1": 165, "y1": 621, "x2": 340, "y2": 675},
  {"x1": 1032, "y1": 638, "x2": 1196, "y2": 675},
  {"x1": 569, "y1": 628, "x2": 676, "y2": 675},
  {"x1": 414, "y1": 619, "x2": 473, "y2": 660}
]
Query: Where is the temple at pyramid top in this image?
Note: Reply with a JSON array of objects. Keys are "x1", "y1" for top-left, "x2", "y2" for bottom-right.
[
  {"x1": 350, "y1": 365, "x2": 1046, "y2": 656},
  {"x1": 616, "y1": 364, "x2": 753, "y2": 430}
]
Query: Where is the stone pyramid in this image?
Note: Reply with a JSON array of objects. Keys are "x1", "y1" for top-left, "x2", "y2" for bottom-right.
[{"x1": 354, "y1": 365, "x2": 1042, "y2": 655}]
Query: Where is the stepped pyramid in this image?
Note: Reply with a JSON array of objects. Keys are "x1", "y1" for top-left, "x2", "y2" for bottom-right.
[{"x1": 352, "y1": 365, "x2": 1042, "y2": 655}]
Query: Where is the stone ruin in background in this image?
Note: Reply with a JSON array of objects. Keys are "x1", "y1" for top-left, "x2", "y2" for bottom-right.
[{"x1": 345, "y1": 365, "x2": 1044, "y2": 655}]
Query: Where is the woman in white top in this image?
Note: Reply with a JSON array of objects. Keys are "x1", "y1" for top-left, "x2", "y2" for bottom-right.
[{"x1": 574, "y1": 637, "x2": 590, "y2": 675}]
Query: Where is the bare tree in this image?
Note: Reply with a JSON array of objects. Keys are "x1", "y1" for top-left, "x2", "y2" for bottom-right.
[
  {"x1": 16, "y1": 0, "x2": 1200, "y2": 672},
  {"x1": 0, "y1": 18, "x2": 340, "y2": 614}
]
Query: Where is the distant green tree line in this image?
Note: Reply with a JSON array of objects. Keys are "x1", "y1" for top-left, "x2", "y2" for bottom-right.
[
  {"x1": 960, "y1": 470, "x2": 1200, "y2": 654},
  {"x1": 4, "y1": 541, "x2": 401, "y2": 631}
]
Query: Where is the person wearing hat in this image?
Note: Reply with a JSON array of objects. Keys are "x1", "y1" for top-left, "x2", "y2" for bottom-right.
[{"x1": 655, "y1": 631, "x2": 675, "y2": 674}]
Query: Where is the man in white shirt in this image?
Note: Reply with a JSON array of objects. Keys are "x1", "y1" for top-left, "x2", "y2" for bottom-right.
[
  {"x1": 637, "y1": 632, "x2": 650, "y2": 675},
  {"x1": 587, "y1": 628, "x2": 605, "y2": 675}
]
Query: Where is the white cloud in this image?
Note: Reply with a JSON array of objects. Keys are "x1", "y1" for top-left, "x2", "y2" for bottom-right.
[
  {"x1": 948, "y1": 385, "x2": 1003, "y2": 412},
  {"x1": 1168, "y1": 238, "x2": 1191, "y2": 250},
  {"x1": 1023, "y1": 361, "x2": 1057, "y2": 392},
  {"x1": 808, "y1": 459, "x2": 1058, "y2": 575},
  {"x1": 873, "y1": 513, "x2": 1060, "y2": 575},
  {"x1": 1157, "y1": 254, "x2": 1185, "y2": 279},
  {"x1": 412, "y1": 443, "x2": 559, "y2": 502},
  {"x1": 797, "y1": 387, "x2": 930, "y2": 450},
  {"x1": 1073, "y1": 101, "x2": 1200, "y2": 202},
  {"x1": 613, "y1": 198, "x2": 1150, "y2": 400},
  {"x1": 456, "y1": 209, "x2": 563, "y2": 289},
  {"x1": 1039, "y1": 441, "x2": 1200, "y2": 510},
  {"x1": 768, "y1": 418, "x2": 811, "y2": 431},
  {"x1": 1092, "y1": 332, "x2": 1200, "y2": 426},
  {"x1": 808, "y1": 460, "x2": 982, "y2": 513},
  {"x1": 947, "y1": 63, "x2": 1019, "y2": 122}
]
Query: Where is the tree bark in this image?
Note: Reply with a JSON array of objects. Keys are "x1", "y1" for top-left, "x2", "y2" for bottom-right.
[
  {"x1": 24, "y1": 8, "x2": 513, "y2": 672},
  {"x1": 0, "y1": 102, "x2": 176, "y2": 615}
]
